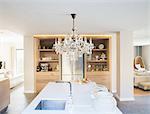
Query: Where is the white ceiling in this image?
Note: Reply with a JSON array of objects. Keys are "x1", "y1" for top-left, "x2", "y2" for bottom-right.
[{"x1": 0, "y1": 0, "x2": 149, "y2": 36}]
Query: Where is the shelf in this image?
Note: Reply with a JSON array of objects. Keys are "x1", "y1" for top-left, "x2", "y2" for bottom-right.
[
  {"x1": 93, "y1": 49, "x2": 107, "y2": 51},
  {"x1": 39, "y1": 60, "x2": 59, "y2": 62},
  {"x1": 87, "y1": 60, "x2": 107, "y2": 63},
  {"x1": 39, "y1": 49, "x2": 55, "y2": 52},
  {"x1": 36, "y1": 71, "x2": 59, "y2": 76},
  {"x1": 87, "y1": 71, "x2": 110, "y2": 75},
  {"x1": 36, "y1": 71, "x2": 59, "y2": 74}
]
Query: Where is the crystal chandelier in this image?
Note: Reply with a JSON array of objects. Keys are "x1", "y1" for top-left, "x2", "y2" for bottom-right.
[{"x1": 53, "y1": 14, "x2": 94, "y2": 61}]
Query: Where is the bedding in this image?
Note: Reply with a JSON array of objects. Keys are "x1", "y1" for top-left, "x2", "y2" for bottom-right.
[
  {"x1": 134, "y1": 70, "x2": 150, "y2": 87},
  {"x1": 138, "y1": 82, "x2": 150, "y2": 90},
  {"x1": 134, "y1": 70, "x2": 150, "y2": 76}
]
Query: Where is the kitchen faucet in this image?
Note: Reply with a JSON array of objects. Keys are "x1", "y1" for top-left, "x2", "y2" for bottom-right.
[{"x1": 55, "y1": 81, "x2": 72, "y2": 99}]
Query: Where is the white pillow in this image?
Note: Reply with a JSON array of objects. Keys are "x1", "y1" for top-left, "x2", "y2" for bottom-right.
[
  {"x1": 135, "y1": 64, "x2": 146, "y2": 72},
  {"x1": 135, "y1": 64, "x2": 141, "y2": 69}
]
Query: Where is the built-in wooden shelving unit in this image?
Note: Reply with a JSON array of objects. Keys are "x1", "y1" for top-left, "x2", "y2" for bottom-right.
[
  {"x1": 34, "y1": 38, "x2": 61, "y2": 92},
  {"x1": 34, "y1": 35, "x2": 112, "y2": 92},
  {"x1": 84, "y1": 37, "x2": 111, "y2": 89}
]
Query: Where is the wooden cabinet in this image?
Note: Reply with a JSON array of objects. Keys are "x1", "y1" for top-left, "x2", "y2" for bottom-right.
[
  {"x1": 36, "y1": 72, "x2": 60, "y2": 92},
  {"x1": 86, "y1": 71, "x2": 110, "y2": 89}
]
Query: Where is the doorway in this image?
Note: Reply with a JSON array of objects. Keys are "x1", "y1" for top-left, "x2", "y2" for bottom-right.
[
  {"x1": 133, "y1": 46, "x2": 150, "y2": 96},
  {"x1": 0, "y1": 30, "x2": 24, "y2": 88}
]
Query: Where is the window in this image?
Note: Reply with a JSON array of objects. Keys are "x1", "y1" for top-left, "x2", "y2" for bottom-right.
[{"x1": 16, "y1": 49, "x2": 24, "y2": 76}]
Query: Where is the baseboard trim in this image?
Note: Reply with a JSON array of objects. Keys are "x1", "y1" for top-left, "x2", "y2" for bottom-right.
[
  {"x1": 24, "y1": 90, "x2": 36, "y2": 93},
  {"x1": 114, "y1": 94, "x2": 135, "y2": 101},
  {"x1": 119, "y1": 97, "x2": 135, "y2": 101}
]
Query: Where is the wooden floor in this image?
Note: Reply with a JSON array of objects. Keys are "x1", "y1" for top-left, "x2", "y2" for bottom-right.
[
  {"x1": 2, "y1": 84, "x2": 150, "y2": 114},
  {"x1": 134, "y1": 87, "x2": 150, "y2": 96}
]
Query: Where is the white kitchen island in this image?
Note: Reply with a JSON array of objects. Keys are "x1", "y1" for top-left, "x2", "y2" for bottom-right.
[{"x1": 22, "y1": 82, "x2": 122, "y2": 114}]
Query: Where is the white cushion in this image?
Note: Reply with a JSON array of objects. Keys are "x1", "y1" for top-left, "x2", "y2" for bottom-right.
[{"x1": 135, "y1": 64, "x2": 145, "y2": 71}]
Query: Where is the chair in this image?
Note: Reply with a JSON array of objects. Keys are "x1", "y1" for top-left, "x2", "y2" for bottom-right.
[{"x1": 134, "y1": 56, "x2": 145, "y2": 71}]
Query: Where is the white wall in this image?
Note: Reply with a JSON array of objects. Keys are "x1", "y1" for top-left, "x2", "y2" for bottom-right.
[
  {"x1": 142, "y1": 45, "x2": 150, "y2": 70},
  {"x1": 133, "y1": 0, "x2": 150, "y2": 46},
  {"x1": 111, "y1": 33, "x2": 117, "y2": 93},
  {"x1": 116, "y1": 31, "x2": 134, "y2": 101},
  {"x1": 24, "y1": 36, "x2": 35, "y2": 93}
]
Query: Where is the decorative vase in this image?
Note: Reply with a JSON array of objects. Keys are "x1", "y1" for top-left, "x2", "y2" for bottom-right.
[{"x1": 98, "y1": 44, "x2": 104, "y2": 49}]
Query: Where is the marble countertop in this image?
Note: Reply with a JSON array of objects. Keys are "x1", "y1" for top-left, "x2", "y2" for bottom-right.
[{"x1": 22, "y1": 82, "x2": 122, "y2": 114}]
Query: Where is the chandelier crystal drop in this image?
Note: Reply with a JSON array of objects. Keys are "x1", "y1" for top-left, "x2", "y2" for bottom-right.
[{"x1": 53, "y1": 14, "x2": 94, "y2": 61}]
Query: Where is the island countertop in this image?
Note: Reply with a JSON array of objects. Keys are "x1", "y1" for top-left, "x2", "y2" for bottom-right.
[{"x1": 22, "y1": 82, "x2": 122, "y2": 114}]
